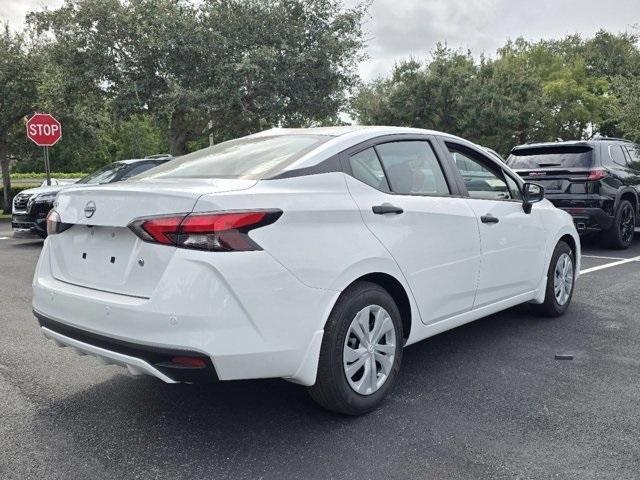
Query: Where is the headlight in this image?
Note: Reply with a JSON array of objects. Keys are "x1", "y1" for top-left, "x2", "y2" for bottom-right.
[{"x1": 34, "y1": 192, "x2": 58, "y2": 203}]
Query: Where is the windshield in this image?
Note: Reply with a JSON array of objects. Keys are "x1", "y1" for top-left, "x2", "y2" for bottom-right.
[
  {"x1": 77, "y1": 162, "x2": 128, "y2": 184},
  {"x1": 507, "y1": 146, "x2": 594, "y2": 169},
  {"x1": 139, "y1": 134, "x2": 331, "y2": 180}
]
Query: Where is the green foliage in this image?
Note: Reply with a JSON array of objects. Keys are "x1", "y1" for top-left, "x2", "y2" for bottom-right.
[
  {"x1": 29, "y1": 0, "x2": 367, "y2": 155},
  {"x1": 7, "y1": 172, "x2": 86, "y2": 179},
  {"x1": 354, "y1": 32, "x2": 640, "y2": 156},
  {"x1": 0, "y1": 25, "x2": 40, "y2": 211}
]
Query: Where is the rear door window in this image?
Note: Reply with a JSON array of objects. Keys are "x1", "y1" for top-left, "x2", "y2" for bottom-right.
[
  {"x1": 626, "y1": 145, "x2": 640, "y2": 165},
  {"x1": 609, "y1": 145, "x2": 628, "y2": 166},
  {"x1": 374, "y1": 141, "x2": 450, "y2": 195},
  {"x1": 507, "y1": 146, "x2": 594, "y2": 169}
]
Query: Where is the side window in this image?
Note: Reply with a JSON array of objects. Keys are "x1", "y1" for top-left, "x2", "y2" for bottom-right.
[
  {"x1": 504, "y1": 173, "x2": 522, "y2": 200},
  {"x1": 626, "y1": 145, "x2": 640, "y2": 165},
  {"x1": 349, "y1": 148, "x2": 390, "y2": 192},
  {"x1": 447, "y1": 143, "x2": 511, "y2": 200},
  {"x1": 375, "y1": 141, "x2": 450, "y2": 195},
  {"x1": 609, "y1": 145, "x2": 628, "y2": 166}
]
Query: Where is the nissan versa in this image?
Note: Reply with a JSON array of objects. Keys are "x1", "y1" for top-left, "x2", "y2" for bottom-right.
[{"x1": 33, "y1": 127, "x2": 580, "y2": 415}]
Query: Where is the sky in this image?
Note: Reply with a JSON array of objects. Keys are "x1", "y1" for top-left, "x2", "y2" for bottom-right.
[{"x1": 2, "y1": 0, "x2": 639, "y2": 80}]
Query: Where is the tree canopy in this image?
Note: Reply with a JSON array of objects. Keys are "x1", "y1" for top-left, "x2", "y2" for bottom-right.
[{"x1": 353, "y1": 31, "x2": 640, "y2": 156}]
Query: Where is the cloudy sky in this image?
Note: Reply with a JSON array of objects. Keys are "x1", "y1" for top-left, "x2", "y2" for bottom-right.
[{"x1": 2, "y1": 0, "x2": 639, "y2": 80}]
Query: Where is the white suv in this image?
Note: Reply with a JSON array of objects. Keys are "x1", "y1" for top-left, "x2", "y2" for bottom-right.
[{"x1": 33, "y1": 126, "x2": 579, "y2": 414}]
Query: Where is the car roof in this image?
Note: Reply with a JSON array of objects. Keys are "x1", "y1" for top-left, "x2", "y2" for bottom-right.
[
  {"x1": 250, "y1": 125, "x2": 462, "y2": 139},
  {"x1": 511, "y1": 138, "x2": 633, "y2": 152},
  {"x1": 248, "y1": 126, "x2": 485, "y2": 173}
]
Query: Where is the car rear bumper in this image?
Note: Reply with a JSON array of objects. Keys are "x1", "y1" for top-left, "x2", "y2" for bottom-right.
[
  {"x1": 545, "y1": 196, "x2": 615, "y2": 233},
  {"x1": 32, "y1": 239, "x2": 336, "y2": 385},
  {"x1": 559, "y1": 207, "x2": 614, "y2": 233}
]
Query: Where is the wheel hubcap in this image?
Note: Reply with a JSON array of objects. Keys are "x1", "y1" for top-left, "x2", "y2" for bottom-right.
[
  {"x1": 553, "y1": 253, "x2": 574, "y2": 306},
  {"x1": 620, "y1": 205, "x2": 635, "y2": 244},
  {"x1": 343, "y1": 305, "x2": 396, "y2": 395}
]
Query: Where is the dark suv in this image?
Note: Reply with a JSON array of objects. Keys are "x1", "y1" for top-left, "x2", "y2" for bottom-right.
[{"x1": 507, "y1": 138, "x2": 639, "y2": 249}]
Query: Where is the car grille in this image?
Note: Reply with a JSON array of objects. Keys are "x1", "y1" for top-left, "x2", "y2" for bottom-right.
[{"x1": 13, "y1": 193, "x2": 33, "y2": 212}]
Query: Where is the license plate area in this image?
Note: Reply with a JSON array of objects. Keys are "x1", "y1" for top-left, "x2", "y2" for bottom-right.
[{"x1": 50, "y1": 225, "x2": 175, "y2": 298}]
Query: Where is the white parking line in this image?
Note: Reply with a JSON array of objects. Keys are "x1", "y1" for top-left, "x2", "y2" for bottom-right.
[
  {"x1": 580, "y1": 255, "x2": 640, "y2": 274},
  {"x1": 582, "y1": 255, "x2": 626, "y2": 260},
  {"x1": 0, "y1": 236, "x2": 9, "y2": 240}
]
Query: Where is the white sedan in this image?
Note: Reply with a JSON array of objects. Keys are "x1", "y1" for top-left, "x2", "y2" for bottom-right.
[{"x1": 33, "y1": 126, "x2": 579, "y2": 415}]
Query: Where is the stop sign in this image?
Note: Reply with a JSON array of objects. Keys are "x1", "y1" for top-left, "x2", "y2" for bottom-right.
[{"x1": 26, "y1": 113, "x2": 62, "y2": 147}]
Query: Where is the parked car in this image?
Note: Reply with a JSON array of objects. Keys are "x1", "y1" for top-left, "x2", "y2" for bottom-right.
[
  {"x1": 33, "y1": 127, "x2": 579, "y2": 415},
  {"x1": 507, "y1": 137, "x2": 640, "y2": 249},
  {"x1": 12, "y1": 155, "x2": 173, "y2": 238}
]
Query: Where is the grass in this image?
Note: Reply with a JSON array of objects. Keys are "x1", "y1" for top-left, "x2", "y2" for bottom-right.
[{"x1": 0, "y1": 213, "x2": 11, "y2": 221}]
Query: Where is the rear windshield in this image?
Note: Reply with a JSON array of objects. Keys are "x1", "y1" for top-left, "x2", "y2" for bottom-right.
[
  {"x1": 507, "y1": 146, "x2": 594, "y2": 169},
  {"x1": 139, "y1": 134, "x2": 331, "y2": 180}
]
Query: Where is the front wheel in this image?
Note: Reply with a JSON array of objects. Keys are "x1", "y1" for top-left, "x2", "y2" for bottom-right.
[
  {"x1": 531, "y1": 241, "x2": 575, "y2": 317},
  {"x1": 308, "y1": 281, "x2": 403, "y2": 415}
]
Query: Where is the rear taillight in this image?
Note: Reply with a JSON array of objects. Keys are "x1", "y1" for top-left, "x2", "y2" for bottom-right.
[
  {"x1": 128, "y1": 210, "x2": 282, "y2": 251},
  {"x1": 46, "y1": 210, "x2": 72, "y2": 235}
]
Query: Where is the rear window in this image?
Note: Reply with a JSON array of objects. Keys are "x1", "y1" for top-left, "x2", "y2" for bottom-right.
[
  {"x1": 507, "y1": 146, "x2": 594, "y2": 169},
  {"x1": 139, "y1": 134, "x2": 330, "y2": 180}
]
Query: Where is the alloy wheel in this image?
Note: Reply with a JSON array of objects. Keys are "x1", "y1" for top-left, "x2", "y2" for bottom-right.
[
  {"x1": 343, "y1": 305, "x2": 396, "y2": 395},
  {"x1": 619, "y1": 204, "x2": 635, "y2": 245},
  {"x1": 554, "y1": 253, "x2": 574, "y2": 306}
]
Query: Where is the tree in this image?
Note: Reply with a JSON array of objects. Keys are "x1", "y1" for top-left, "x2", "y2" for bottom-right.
[
  {"x1": 353, "y1": 34, "x2": 634, "y2": 155},
  {"x1": 30, "y1": 0, "x2": 367, "y2": 155},
  {"x1": 0, "y1": 25, "x2": 39, "y2": 212}
]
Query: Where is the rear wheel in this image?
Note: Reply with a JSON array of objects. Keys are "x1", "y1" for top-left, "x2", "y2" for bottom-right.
[
  {"x1": 601, "y1": 199, "x2": 635, "y2": 250},
  {"x1": 308, "y1": 281, "x2": 403, "y2": 415},
  {"x1": 531, "y1": 241, "x2": 575, "y2": 317}
]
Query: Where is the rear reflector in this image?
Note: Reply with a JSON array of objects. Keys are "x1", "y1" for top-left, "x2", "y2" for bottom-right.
[
  {"x1": 170, "y1": 356, "x2": 207, "y2": 368},
  {"x1": 128, "y1": 210, "x2": 282, "y2": 251}
]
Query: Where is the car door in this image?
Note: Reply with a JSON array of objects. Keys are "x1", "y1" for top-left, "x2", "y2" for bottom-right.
[
  {"x1": 342, "y1": 136, "x2": 481, "y2": 325},
  {"x1": 441, "y1": 139, "x2": 548, "y2": 307}
]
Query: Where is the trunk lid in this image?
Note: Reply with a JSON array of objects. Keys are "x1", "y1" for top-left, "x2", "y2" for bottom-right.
[
  {"x1": 49, "y1": 178, "x2": 256, "y2": 297},
  {"x1": 514, "y1": 168, "x2": 594, "y2": 194}
]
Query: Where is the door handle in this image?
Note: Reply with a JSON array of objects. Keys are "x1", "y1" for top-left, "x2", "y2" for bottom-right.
[
  {"x1": 372, "y1": 204, "x2": 404, "y2": 215},
  {"x1": 481, "y1": 214, "x2": 499, "y2": 224}
]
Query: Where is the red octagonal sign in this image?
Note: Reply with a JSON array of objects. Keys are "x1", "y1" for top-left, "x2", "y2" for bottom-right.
[{"x1": 26, "y1": 113, "x2": 62, "y2": 147}]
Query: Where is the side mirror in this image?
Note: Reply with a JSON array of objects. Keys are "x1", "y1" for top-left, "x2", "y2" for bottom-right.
[{"x1": 522, "y1": 182, "x2": 544, "y2": 214}]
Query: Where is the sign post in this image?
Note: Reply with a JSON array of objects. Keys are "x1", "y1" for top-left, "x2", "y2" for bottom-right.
[{"x1": 26, "y1": 113, "x2": 62, "y2": 186}]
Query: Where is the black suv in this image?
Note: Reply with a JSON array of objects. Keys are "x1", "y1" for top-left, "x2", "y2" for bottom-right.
[
  {"x1": 507, "y1": 138, "x2": 639, "y2": 249},
  {"x1": 12, "y1": 155, "x2": 173, "y2": 238}
]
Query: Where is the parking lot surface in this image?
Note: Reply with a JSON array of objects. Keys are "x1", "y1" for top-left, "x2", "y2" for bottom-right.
[{"x1": 1, "y1": 221, "x2": 639, "y2": 480}]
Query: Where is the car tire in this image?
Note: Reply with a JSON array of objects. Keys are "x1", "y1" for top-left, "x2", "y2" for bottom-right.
[
  {"x1": 308, "y1": 281, "x2": 403, "y2": 415},
  {"x1": 601, "y1": 199, "x2": 635, "y2": 250},
  {"x1": 531, "y1": 241, "x2": 575, "y2": 317}
]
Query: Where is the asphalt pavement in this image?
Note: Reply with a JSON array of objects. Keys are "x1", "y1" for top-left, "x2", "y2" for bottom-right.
[{"x1": 1, "y1": 220, "x2": 639, "y2": 480}]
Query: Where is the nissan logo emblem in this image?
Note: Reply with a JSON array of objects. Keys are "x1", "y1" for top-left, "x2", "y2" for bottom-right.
[{"x1": 84, "y1": 201, "x2": 96, "y2": 218}]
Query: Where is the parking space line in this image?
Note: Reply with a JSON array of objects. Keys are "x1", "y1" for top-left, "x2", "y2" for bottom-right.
[
  {"x1": 582, "y1": 255, "x2": 626, "y2": 260},
  {"x1": 580, "y1": 255, "x2": 640, "y2": 274},
  {"x1": 0, "y1": 237, "x2": 9, "y2": 240}
]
